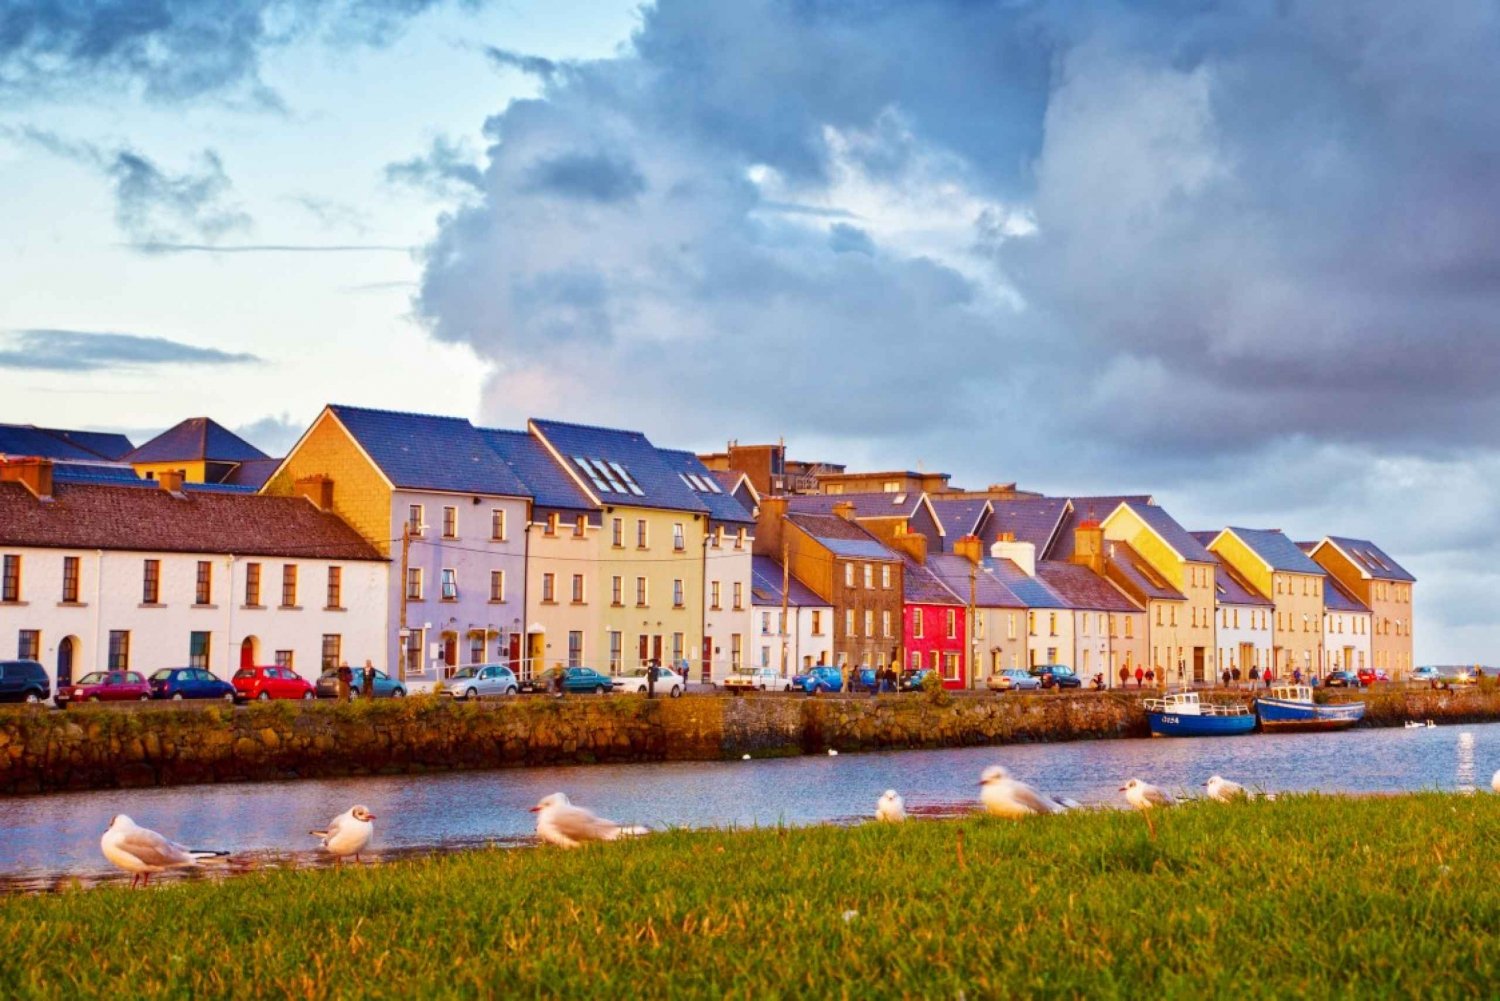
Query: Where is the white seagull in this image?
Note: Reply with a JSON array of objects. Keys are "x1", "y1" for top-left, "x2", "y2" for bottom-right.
[
  {"x1": 100, "y1": 815, "x2": 227, "y2": 888},
  {"x1": 1120, "y1": 778, "x2": 1176, "y2": 810},
  {"x1": 1492, "y1": 769, "x2": 1499, "y2": 794},
  {"x1": 876, "y1": 790, "x2": 907, "y2": 823},
  {"x1": 979, "y1": 765, "x2": 1072, "y2": 819},
  {"x1": 1204, "y1": 776, "x2": 1248, "y2": 803},
  {"x1": 530, "y1": 793, "x2": 648, "y2": 848},
  {"x1": 310, "y1": 805, "x2": 376, "y2": 863}
]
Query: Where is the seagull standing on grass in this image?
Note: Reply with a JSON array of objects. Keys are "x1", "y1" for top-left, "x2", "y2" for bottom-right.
[
  {"x1": 530, "y1": 793, "x2": 648, "y2": 848},
  {"x1": 876, "y1": 790, "x2": 906, "y2": 823},
  {"x1": 310, "y1": 805, "x2": 376, "y2": 863},
  {"x1": 1492, "y1": 769, "x2": 1499, "y2": 794},
  {"x1": 1120, "y1": 778, "x2": 1175, "y2": 839},
  {"x1": 978, "y1": 766, "x2": 1073, "y2": 818},
  {"x1": 100, "y1": 815, "x2": 227, "y2": 888},
  {"x1": 1204, "y1": 776, "x2": 1248, "y2": 802}
]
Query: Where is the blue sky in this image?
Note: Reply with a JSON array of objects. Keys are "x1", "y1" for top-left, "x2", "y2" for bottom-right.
[{"x1": 3, "y1": 1, "x2": 1497, "y2": 662}]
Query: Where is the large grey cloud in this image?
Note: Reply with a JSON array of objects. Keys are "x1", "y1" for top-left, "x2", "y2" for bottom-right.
[{"x1": 0, "y1": 329, "x2": 259, "y2": 371}]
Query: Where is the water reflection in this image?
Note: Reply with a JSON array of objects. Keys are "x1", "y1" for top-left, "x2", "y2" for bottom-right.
[{"x1": 1456, "y1": 731, "x2": 1476, "y2": 790}]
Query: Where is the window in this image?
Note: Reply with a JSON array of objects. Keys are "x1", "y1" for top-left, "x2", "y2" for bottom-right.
[
  {"x1": 406, "y1": 567, "x2": 423, "y2": 601},
  {"x1": 672, "y1": 633, "x2": 684, "y2": 664},
  {"x1": 636, "y1": 577, "x2": 648, "y2": 607},
  {"x1": 574, "y1": 514, "x2": 587, "y2": 538},
  {"x1": 1169, "y1": 606, "x2": 1177, "y2": 627},
  {"x1": 611, "y1": 576, "x2": 623, "y2": 606},
  {"x1": 18, "y1": 629, "x2": 39, "y2": 660},
  {"x1": 762, "y1": 612, "x2": 772, "y2": 635},
  {"x1": 544, "y1": 513, "x2": 559, "y2": 536},
  {"x1": 326, "y1": 566, "x2": 342, "y2": 609},
  {"x1": 1049, "y1": 612, "x2": 1058, "y2": 636},
  {"x1": 845, "y1": 609, "x2": 855, "y2": 637},
  {"x1": 845, "y1": 564, "x2": 855, "y2": 588},
  {"x1": 735, "y1": 528, "x2": 746, "y2": 550},
  {"x1": 442, "y1": 506, "x2": 457, "y2": 539},
  {"x1": 673, "y1": 579, "x2": 685, "y2": 608},
  {"x1": 882, "y1": 610, "x2": 892, "y2": 638},
  {"x1": 489, "y1": 571, "x2": 505, "y2": 602},
  {"x1": 241, "y1": 562, "x2": 257, "y2": 606},
  {"x1": 673, "y1": 523, "x2": 686, "y2": 551},
  {"x1": 612, "y1": 518, "x2": 624, "y2": 547},
  {"x1": 1081, "y1": 615, "x2": 1089, "y2": 637},
  {"x1": 609, "y1": 632, "x2": 622, "y2": 673},
  {"x1": 408, "y1": 504, "x2": 424, "y2": 536},
  {"x1": 1, "y1": 555, "x2": 18, "y2": 602},
  {"x1": 1125, "y1": 617, "x2": 1134, "y2": 639},
  {"x1": 881, "y1": 565, "x2": 891, "y2": 589},
  {"x1": 470, "y1": 634, "x2": 485, "y2": 664},
  {"x1": 731, "y1": 633, "x2": 742, "y2": 668},
  {"x1": 108, "y1": 630, "x2": 130, "y2": 670},
  {"x1": 732, "y1": 582, "x2": 743, "y2": 610},
  {"x1": 710, "y1": 581, "x2": 721, "y2": 609},
  {"x1": 637, "y1": 520, "x2": 648, "y2": 549},
  {"x1": 440, "y1": 568, "x2": 458, "y2": 601},
  {"x1": 811, "y1": 611, "x2": 823, "y2": 635},
  {"x1": 143, "y1": 559, "x2": 162, "y2": 604},
  {"x1": 275, "y1": 650, "x2": 294, "y2": 669},
  {"x1": 541, "y1": 573, "x2": 556, "y2": 603},
  {"x1": 946, "y1": 609, "x2": 957, "y2": 639},
  {"x1": 865, "y1": 609, "x2": 874, "y2": 637},
  {"x1": 864, "y1": 564, "x2": 874, "y2": 588},
  {"x1": 567, "y1": 631, "x2": 583, "y2": 668},
  {"x1": 189, "y1": 631, "x2": 210, "y2": 669},
  {"x1": 571, "y1": 574, "x2": 585, "y2": 603},
  {"x1": 491, "y1": 509, "x2": 506, "y2": 541},
  {"x1": 281, "y1": 565, "x2": 298, "y2": 607},
  {"x1": 195, "y1": 561, "x2": 213, "y2": 605},
  {"x1": 321, "y1": 634, "x2": 341, "y2": 671},
  {"x1": 944, "y1": 652, "x2": 959, "y2": 680},
  {"x1": 61, "y1": 556, "x2": 80, "y2": 603},
  {"x1": 1007, "y1": 613, "x2": 1017, "y2": 640}
]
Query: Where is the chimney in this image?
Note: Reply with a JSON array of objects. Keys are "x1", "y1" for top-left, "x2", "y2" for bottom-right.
[
  {"x1": 889, "y1": 531, "x2": 927, "y2": 564},
  {"x1": 0, "y1": 457, "x2": 53, "y2": 499},
  {"x1": 158, "y1": 469, "x2": 185, "y2": 494},
  {"x1": 1071, "y1": 518, "x2": 1107, "y2": 576},
  {"x1": 991, "y1": 539, "x2": 1036, "y2": 576},
  {"x1": 832, "y1": 500, "x2": 857, "y2": 521},
  {"x1": 953, "y1": 534, "x2": 984, "y2": 565},
  {"x1": 754, "y1": 495, "x2": 788, "y2": 556},
  {"x1": 295, "y1": 474, "x2": 335, "y2": 512}
]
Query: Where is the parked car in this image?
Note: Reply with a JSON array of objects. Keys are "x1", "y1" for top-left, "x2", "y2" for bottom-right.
[
  {"x1": 612, "y1": 667, "x2": 684, "y2": 697},
  {"x1": 901, "y1": 668, "x2": 934, "y2": 691},
  {"x1": 722, "y1": 667, "x2": 793, "y2": 692},
  {"x1": 0, "y1": 659, "x2": 50, "y2": 704},
  {"x1": 520, "y1": 666, "x2": 617, "y2": 695},
  {"x1": 57, "y1": 670, "x2": 151, "y2": 705},
  {"x1": 314, "y1": 669, "x2": 407, "y2": 699},
  {"x1": 233, "y1": 665, "x2": 315, "y2": 701},
  {"x1": 1411, "y1": 666, "x2": 1443, "y2": 684},
  {"x1": 791, "y1": 665, "x2": 843, "y2": 694},
  {"x1": 988, "y1": 669, "x2": 1042, "y2": 692},
  {"x1": 1356, "y1": 668, "x2": 1390, "y2": 688},
  {"x1": 1029, "y1": 664, "x2": 1081, "y2": 690},
  {"x1": 441, "y1": 663, "x2": 520, "y2": 700},
  {"x1": 1323, "y1": 670, "x2": 1359, "y2": 688},
  {"x1": 149, "y1": 668, "x2": 238, "y2": 701}
]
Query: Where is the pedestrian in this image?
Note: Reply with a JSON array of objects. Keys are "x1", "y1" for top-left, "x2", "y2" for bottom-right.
[
  {"x1": 336, "y1": 661, "x2": 353, "y2": 702},
  {"x1": 362, "y1": 659, "x2": 375, "y2": 699},
  {"x1": 1221, "y1": 667, "x2": 1231, "y2": 689},
  {"x1": 1249, "y1": 665, "x2": 1259, "y2": 687},
  {"x1": 646, "y1": 658, "x2": 658, "y2": 700},
  {"x1": 552, "y1": 666, "x2": 565, "y2": 699},
  {"x1": 1293, "y1": 667, "x2": 1302, "y2": 685},
  {"x1": 1134, "y1": 666, "x2": 1144, "y2": 688},
  {"x1": 1119, "y1": 665, "x2": 1130, "y2": 689},
  {"x1": 1145, "y1": 667, "x2": 1155, "y2": 687},
  {"x1": 1232, "y1": 666, "x2": 1242, "y2": 689},
  {"x1": 1263, "y1": 669, "x2": 1273, "y2": 690}
]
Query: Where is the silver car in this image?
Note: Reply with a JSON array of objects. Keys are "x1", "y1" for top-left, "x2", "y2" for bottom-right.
[
  {"x1": 987, "y1": 669, "x2": 1042, "y2": 692},
  {"x1": 441, "y1": 663, "x2": 519, "y2": 700}
]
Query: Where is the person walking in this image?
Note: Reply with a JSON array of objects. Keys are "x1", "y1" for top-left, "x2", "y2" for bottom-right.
[
  {"x1": 1222, "y1": 667, "x2": 1232, "y2": 689},
  {"x1": 1119, "y1": 665, "x2": 1130, "y2": 689},
  {"x1": 1145, "y1": 667, "x2": 1155, "y2": 687},
  {"x1": 336, "y1": 662, "x2": 353, "y2": 703},
  {"x1": 1249, "y1": 665, "x2": 1259, "y2": 687},
  {"x1": 646, "y1": 658, "x2": 658, "y2": 700},
  {"x1": 1232, "y1": 665, "x2": 1242, "y2": 689},
  {"x1": 1134, "y1": 666, "x2": 1144, "y2": 688},
  {"x1": 362, "y1": 660, "x2": 375, "y2": 699}
]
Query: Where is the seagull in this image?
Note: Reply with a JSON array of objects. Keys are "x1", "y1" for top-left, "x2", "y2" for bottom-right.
[
  {"x1": 876, "y1": 790, "x2": 906, "y2": 823},
  {"x1": 1492, "y1": 770, "x2": 1499, "y2": 794},
  {"x1": 1121, "y1": 778, "x2": 1176, "y2": 810},
  {"x1": 828, "y1": 749, "x2": 839, "y2": 756},
  {"x1": 1204, "y1": 776, "x2": 1248, "y2": 802},
  {"x1": 100, "y1": 815, "x2": 227, "y2": 888},
  {"x1": 310, "y1": 805, "x2": 376, "y2": 863},
  {"x1": 978, "y1": 765, "x2": 1071, "y2": 819},
  {"x1": 530, "y1": 793, "x2": 648, "y2": 848}
]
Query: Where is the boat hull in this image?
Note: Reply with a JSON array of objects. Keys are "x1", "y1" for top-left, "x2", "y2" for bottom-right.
[
  {"x1": 1255, "y1": 697, "x2": 1365, "y2": 732},
  {"x1": 1147, "y1": 711, "x2": 1258, "y2": 737}
]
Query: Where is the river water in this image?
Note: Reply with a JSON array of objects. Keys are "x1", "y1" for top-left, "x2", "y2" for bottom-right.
[{"x1": 4, "y1": 722, "x2": 1496, "y2": 889}]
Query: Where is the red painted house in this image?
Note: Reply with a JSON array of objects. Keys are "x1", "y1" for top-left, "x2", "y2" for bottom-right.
[{"x1": 899, "y1": 552, "x2": 967, "y2": 689}]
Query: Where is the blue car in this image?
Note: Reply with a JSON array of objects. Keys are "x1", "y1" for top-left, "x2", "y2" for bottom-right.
[
  {"x1": 791, "y1": 665, "x2": 843, "y2": 694},
  {"x1": 315, "y1": 669, "x2": 408, "y2": 699},
  {"x1": 149, "y1": 668, "x2": 238, "y2": 701}
]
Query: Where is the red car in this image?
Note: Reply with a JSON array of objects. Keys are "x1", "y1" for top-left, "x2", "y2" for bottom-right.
[
  {"x1": 56, "y1": 670, "x2": 151, "y2": 706},
  {"x1": 233, "y1": 665, "x2": 316, "y2": 701},
  {"x1": 1356, "y1": 668, "x2": 1390, "y2": 687}
]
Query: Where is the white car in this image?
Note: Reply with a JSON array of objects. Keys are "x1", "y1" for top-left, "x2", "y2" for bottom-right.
[
  {"x1": 440, "y1": 663, "x2": 519, "y2": 699},
  {"x1": 723, "y1": 667, "x2": 793, "y2": 692},
  {"x1": 612, "y1": 667, "x2": 684, "y2": 697}
]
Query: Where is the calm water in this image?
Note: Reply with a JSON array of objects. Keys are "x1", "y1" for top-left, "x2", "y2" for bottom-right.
[{"x1": 4, "y1": 722, "x2": 1496, "y2": 888}]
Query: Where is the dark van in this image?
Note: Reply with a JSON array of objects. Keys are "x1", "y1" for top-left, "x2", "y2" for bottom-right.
[{"x1": 0, "y1": 659, "x2": 51, "y2": 703}]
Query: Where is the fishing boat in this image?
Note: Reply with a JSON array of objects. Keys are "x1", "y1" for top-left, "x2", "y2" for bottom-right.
[
  {"x1": 1255, "y1": 684, "x2": 1365, "y2": 732},
  {"x1": 1143, "y1": 691, "x2": 1257, "y2": 737}
]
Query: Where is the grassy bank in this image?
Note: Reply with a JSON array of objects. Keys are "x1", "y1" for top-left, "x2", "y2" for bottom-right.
[{"x1": 2, "y1": 795, "x2": 1495, "y2": 998}]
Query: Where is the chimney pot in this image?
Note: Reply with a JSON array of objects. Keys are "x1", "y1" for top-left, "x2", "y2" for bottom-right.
[
  {"x1": 295, "y1": 474, "x2": 335, "y2": 511},
  {"x1": 158, "y1": 469, "x2": 185, "y2": 494},
  {"x1": 832, "y1": 500, "x2": 857, "y2": 521},
  {"x1": 953, "y1": 534, "x2": 984, "y2": 565},
  {"x1": 0, "y1": 457, "x2": 54, "y2": 499}
]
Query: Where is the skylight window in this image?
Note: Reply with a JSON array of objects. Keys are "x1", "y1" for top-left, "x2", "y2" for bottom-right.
[
  {"x1": 704, "y1": 476, "x2": 721, "y2": 494},
  {"x1": 608, "y1": 461, "x2": 645, "y2": 497},
  {"x1": 573, "y1": 456, "x2": 611, "y2": 493}
]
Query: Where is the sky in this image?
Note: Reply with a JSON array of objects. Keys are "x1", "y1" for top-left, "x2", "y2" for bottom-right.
[{"x1": 2, "y1": 0, "x2": 1496, "y2": 663}]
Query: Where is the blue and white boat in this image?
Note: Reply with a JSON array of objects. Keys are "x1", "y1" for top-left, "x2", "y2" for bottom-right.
[
  {"x1": 1144, "y1": 691, "x2": 1257, "y2": 737},
  {"x1": 1255, "y1": 684, "x2": 1365, "y2": 732}
]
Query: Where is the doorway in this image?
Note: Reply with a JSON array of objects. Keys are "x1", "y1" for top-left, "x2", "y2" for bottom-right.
[
  {"x1": 702, "y1": 635, "x2": 712, "y2": 683},
  {"x1": 1192, "y1": 647, "x2": 1206, "y2": 684},
  {"x1": 240, "y1": 636, "x2": 258, "y2": 669},
  {"x1": 527, "y1": 632, "x2": 545, "y2": 678},
  {"x1": 57, "y1": 636, "x2": 76, "y2": 688}
]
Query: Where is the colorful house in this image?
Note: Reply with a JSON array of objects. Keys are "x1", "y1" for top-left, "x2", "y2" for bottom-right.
[
  {"x1": 1203, "y1": 548, "x2": 1273, "y2": 680},
  {"x1": 750, "y1": 555, "x2": 833, "y2": 675},
  {"x1": 1318, "y1": 570, "x2": 1372, "y2": 674},
  {"x1": 130, "y1": 417, "x2": 279, "y2": 489},
  {"x1": 786, "y1": 492, "x2": 945, "y2": 555},
  {"x1": 1305, "y1": 536, "x2": 1415, "y2": 679},
  {"x1": 898, "y1": 552, "x2": 967, "y2": 687},
  {"x1": 1033, "y1": 560, "x2": 1144, "y2": 686},
  {"x1": 1207, "y1": 528, "x2": 1325, "y2": 679},
  {"x1": 928, "y1": 538, "x2": 1030, "y2": 683}
]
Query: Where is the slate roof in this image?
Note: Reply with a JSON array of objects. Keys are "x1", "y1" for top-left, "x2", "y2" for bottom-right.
[
  {"x1": 1209, "y1": 552, "x2": 1272, "y2": 607},
  {"x1": 0, "y1": 424, "x2": 132, "y2": 463},
  {"x1": 1046, "y1": 495, "x2": 1152, "y2": 559},
  {"x1": 0, "y1": 481, "x2": 383, "y2": 560},
  {"x1": 128, "y1": 417, "x2": 269, "y2": 463},
  {"x1": 480, "y1": 429, "x2": 595, "y2": 511},
  {"x1": 50, "y1": 464, "x2": 146, "y2": 486},
  {"x1": 1321, "y1": 536, "x2": 1416, "y2": 583},
  {"x1": 326, "y1": 405, "x2": 529, "y2": 498},
  {"x1": 786, "y1": 492, "x2": 926, "y2": 520},
  {"x1": 656, "y1": 449, "x2": 756, "y2": 525},
  {"x1": 530, "y1": 418, "x2": 710, "y2": 514},
  {"x1": 984, "y1": 558, "x2": 1066, "y2": 609},
  {"x1": 1115, "y1": 500, "x2": 1214, "y2": 562},
  {"x1": 1035, "y1": 561, "x2": 1140, "y2": 613},
  {"x1": 929, "y1": 497, "x2": 992, "y2": 539},
  {"x1": 786, "y1": 513, "x2": 898, "y2": 561},
  {"x1": 749, "y1": 555, "x2": 827, "y2": 607},
  {"x1": 1322, "y1": 573, "x2": 1371, "y2": 614},
  {"x1": 901, "y1": 555, "x2": 962, "y2": 605},
  {"x1": 220, "y1": 457, "x2": 279, "y2": 490},
  {"x1": 1222, "y1": 527, "x2": 1324, "y2": 575},
  {"x1": 982, "y1": 497, "x2": 1069, "y2": 551},
  {"x1": 1104, "y1": 539, "x2": 1185, "y2": 601},
  {"x1": 926, "y1": 553, "x2": 1027, "y2": 609},
  {"x1": 43, "y1": 428, "x2": 135, "y2": 460}
]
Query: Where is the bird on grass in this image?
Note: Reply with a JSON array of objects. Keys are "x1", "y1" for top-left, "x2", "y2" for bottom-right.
[
  {"x1": 1204, "y1": 776, "x2": 1248, "y2": 802},
  {"x1": 311, "y1": 805, "x2": 376, "y2": 863},
  {"x1": 1492, "y1": 770, "x2": 1499, "y2": 794},
  {"x1": 530, "y1": 793, "x2": 648, "y2": 848},
  {"x1": 979, "y1": 765, "x2": 1075, "y2": 818},
  {"x1": 101, "y1": 815, "x2": 228, "y2": 888},
  {"x1": 1120, "y1": 778, "x2": 1175, "y2": 838},
  {"x1": 876, "y1": 790, "x2": 906, "y2": 823}
]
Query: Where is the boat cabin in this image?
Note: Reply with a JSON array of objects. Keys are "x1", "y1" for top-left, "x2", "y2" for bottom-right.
[{"x1": 1268, "y1": 685, "x2": 1313, "y2": 703}]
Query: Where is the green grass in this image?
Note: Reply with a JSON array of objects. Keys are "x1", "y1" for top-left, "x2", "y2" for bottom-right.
[{"x1": 2, "y1": 795, "x2": 1495, "y2": 999}]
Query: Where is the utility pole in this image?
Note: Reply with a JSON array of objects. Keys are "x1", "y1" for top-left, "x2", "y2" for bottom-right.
[
  {"x1": 397, "y1": 522, "x2": 410, "y2": 682},
  {"x1": 968, "y1": 561, "x2": 978, "y2": 690},
  {"x1": 780, "y1": 527, "x2": 791, "y2": 678}
]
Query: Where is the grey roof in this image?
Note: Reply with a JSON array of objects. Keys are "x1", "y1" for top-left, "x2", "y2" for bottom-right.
[
  {"x1": 220, "y1": 457, "x2": 280, "y2": 490},
  {"x1": 1322, "y1": 536, "x2": 1416, "y2": 583},
  {"x1": 480, "y1": 428, "x2": 595, "y2": 511},
  {"x1": 787, "y1": 513, "x2": 898, "y2": 561},
  {"x1": 1322, "y1": 573, "x2": 1371, "y2": 614},
  {"x1": 1046, "y1": 495, "x2": 1152, "y2": 559},
  {"x1": 1035, "y1": 561, "x2": 1141, "y2": 613},
  {"x1": 929, "y1": 497, "x2": 992, "y2": 539},
  {"x1": 1224, "y1": 527, "x2": 1324, "y2": 575},
  {"x1": 1210, "y1": 553, "x2": 1272, "y2": 607},
  {"x1": 1104, "y1": 540, "x2": 1185, "y2": 601},
  {"x1": 0, "y1": 424, "x2": 131, "y2": 463},
  {"x1": 327, "y1": 405, "x2": 530, "y2": 498},
  {"x1": 750, "y1": 555, "x2": 827, "y2": 607},
  {"x1": 984, "y1": 558, "x2": 1066, "y2": 609},
  {"x1": 128, "y1": 417, "x2": 268, "y2": 463},
  {"x1": 786, "y1": 492, "x2": 925, "y2": 520},
  {"x1": 901, "y1": 555, "x2": 962, "y2": 605},
  {"x1": 926, "y1": 553, "x2": 1027, "y2": 609},
  {"x1": 530, "y1": 418, "x2": 710, "y2": 514},
  {"x1": 43, "y1": 428, "x2": 135, "y2": 460},
  {"x1": 1116, "y1": 500, "x2": 1214, "y2": 562},
  {"x1": 657, "y1": 449, "x2": 756, "y2": 525},
  {"x1": 983, "y1": 497, "x2": 1069, "y2": 551}
]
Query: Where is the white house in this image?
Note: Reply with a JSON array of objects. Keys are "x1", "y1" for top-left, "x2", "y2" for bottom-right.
[
  {"x1": 749, "y1": 555, "x2": 832, "y2": 678},
  {"x1": 1320, "y1": 572, "x2": 1372, "y2": 674},
  {"x1": 1209, "y1": 553, "x2": 1273, "y2": 680},
  {"x1": 0, "y1": 459, "x2": 386, "y2": 689}
]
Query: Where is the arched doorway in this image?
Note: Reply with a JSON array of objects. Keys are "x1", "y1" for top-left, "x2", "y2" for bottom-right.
[
  {"x1": 57, "y1": 636, "x2": 77, "y2": 688},
  {"x1": 240, "y1": 636, "x2": 259, "y2": 669}
]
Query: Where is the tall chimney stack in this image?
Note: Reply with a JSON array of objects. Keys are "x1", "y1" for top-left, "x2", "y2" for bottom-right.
[{"x1": 0, "y1": 457, "x2": 53, "y2": 499}]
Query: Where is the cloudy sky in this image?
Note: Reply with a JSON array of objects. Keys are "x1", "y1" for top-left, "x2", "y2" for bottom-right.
[{"x1": 3, "y1": 1, "x2": 1496, "y2": 662}]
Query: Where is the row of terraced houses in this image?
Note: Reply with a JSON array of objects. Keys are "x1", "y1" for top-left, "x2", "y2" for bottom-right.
[{"x1": 0, "y1": 412, "x2": 1415, "y2": 691}]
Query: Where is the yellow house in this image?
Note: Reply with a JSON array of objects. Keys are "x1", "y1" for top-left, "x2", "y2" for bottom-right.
[
  {"x1": 1307, "y1": 536, "x2": 1415, "y2": 679},
  {"x1": 131, "y1": 417, "x2": 279, "y2": 489},
  {"x1": 1207, "y1": 528, "x2": 1325, "y2": 678}
]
